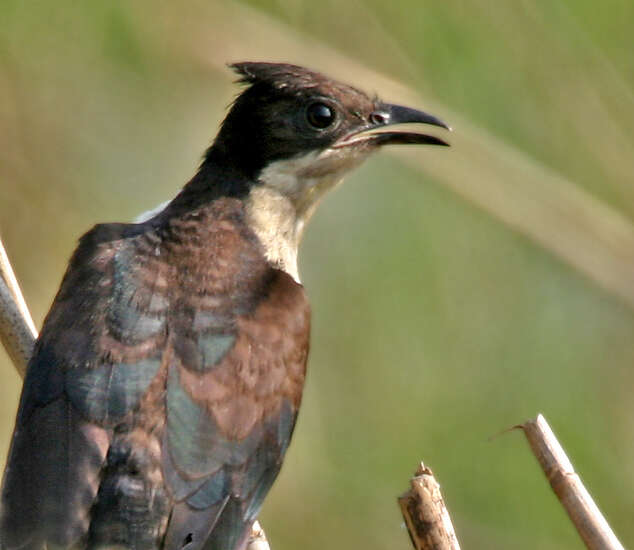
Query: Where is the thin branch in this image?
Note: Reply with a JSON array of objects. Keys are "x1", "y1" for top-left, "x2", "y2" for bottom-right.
[
  {"x1": 0, "y1": 232, "x2": 270, "y2": 550},
  {"x1": 520, "y1": 414, "x2": 624, "y2": 550},
  {"x1": 398, "y1": 462, "x2": 461, "y2": 550},
  {"x1": 247, "y1": 521, "x2": 270, "y2": 550},
  {"x1": 0, "y1": 235, "x2": 36, "y2": 376},
  {"x1": 0, "y1": 238, "x2": 37, "y2": 338}
]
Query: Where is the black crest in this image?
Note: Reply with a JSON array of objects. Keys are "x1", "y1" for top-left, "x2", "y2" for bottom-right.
[
  {"x1": 204, "y1": 62, "x2": 373, "y2": 177},
  {"x1": 230, "y1": 62, "x2": 326, "y2": 92}
]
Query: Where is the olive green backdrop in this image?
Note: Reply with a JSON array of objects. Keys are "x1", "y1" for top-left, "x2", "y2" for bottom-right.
[{"x1": 1, "y1": 1, "x2": 633, "y2": 548}]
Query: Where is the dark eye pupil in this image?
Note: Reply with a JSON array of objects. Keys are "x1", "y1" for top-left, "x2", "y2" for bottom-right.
[{"x1": 307, "y1": 103, "x2": 335, "y2": 129}]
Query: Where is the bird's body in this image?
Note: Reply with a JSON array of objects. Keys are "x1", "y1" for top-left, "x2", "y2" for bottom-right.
[{"x1": 0, "y1": 63, "x2": 448, "y2": 550}]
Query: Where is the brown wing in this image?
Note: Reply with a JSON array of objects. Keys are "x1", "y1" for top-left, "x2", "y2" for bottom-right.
[
  {"x1": 0, "y1": 197, "x2": 311, "y2": 550},
  {"x1": 162, "y1": 268, "x2": 310, "y2": 550},
  {"x1": 0, "y1": 221, "x2": 171, "y2": 549},
  {"x1": 157, "y1": 199, "x2": 310, "y2": 550}
]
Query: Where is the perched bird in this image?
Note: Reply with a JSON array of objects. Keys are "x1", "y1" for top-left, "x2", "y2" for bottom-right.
[{"x1": 0, "y1": 62, "x2": 449, "y2": 550}]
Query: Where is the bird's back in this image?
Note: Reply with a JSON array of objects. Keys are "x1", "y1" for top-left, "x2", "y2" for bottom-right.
[{"x1": 0, "y1": 196, "x2": 311, "y2": 550}]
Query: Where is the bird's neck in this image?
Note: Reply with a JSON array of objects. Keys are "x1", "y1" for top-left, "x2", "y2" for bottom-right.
[
  {"x1": 156, "y1": 148, "x2": 351, "y2": 284},
  {"x1": 245, "y1": 151, "x2": 355, "y2": 284},
  {"x1": 164, "y1": 151, "x2": 252, "y2": 215},
  {"x1": 243, "y1": 185, "x2": 304, "y2": 283},
  {"x1": 152, "y1": 153, "x2": 306, "y2": 283}
]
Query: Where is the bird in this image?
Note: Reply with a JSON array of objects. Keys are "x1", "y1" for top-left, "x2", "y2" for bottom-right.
[{"x1": 0, "y1": 62, "x2": 449, "y2": 550}]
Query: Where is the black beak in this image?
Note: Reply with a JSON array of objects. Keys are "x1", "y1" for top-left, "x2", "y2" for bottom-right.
[{"x1": 335, "y1": 103, "x2": 451, "y2": 148}]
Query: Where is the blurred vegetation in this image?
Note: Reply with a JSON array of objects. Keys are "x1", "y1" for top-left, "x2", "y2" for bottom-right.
[{"x1": 1, "y1": 1, "x2": 633, "y2": 548}]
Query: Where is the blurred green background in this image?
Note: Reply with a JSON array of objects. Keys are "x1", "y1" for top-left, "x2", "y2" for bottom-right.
[{"x1": 1, "y1": 1, "x2": 633, "y2": 548}]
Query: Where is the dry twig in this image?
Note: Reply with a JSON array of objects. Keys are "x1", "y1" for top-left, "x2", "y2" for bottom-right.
[
  {"x1": 247, "y1": 521, "x2": 270, "y2": 550},
  {"x1": 398, "y1": 462, "x2": 461, "y2": 550},
  {"x1": 0, "y1": 237, "x2": 36, "y2": 376},
  {"x1": 520, "y1": 414, "x2": 624, "y2": 550}
]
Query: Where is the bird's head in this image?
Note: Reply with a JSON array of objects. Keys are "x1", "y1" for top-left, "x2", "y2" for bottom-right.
[
  {"x1": 198, "y1": 62, "x2": 449, "y2": 280},
  {"x1": 209, "y1": 62, "x2": 449, "y2": 214}
]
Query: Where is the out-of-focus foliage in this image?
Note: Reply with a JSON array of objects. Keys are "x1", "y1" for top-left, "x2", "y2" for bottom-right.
[{"x1": 1, "y1": 1, "x2": 632, "y2": 549}]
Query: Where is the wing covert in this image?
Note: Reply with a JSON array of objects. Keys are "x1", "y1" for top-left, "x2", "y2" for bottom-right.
[
  {"x1": 0, "y1": 222, "x2": 170, "y2": 548},
  {"x1": 162, "y1": 269, "x2": 310, "y2": 550}
]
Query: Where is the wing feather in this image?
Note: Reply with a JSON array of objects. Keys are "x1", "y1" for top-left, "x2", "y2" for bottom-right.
[
  {"x1": 0, "y1": 223, "x2": 169, "y2": 548},
  {"x1": 1, "y1": 198, "x2": 311, "y2": 550},
  {"x1": 162, "y1": 269, "x2": 310, "y2": 550}
]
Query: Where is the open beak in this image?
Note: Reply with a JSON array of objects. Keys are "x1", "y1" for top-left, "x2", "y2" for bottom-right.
[{"x1": 334, "y1": 103, "x2": 451, "y2": 148}]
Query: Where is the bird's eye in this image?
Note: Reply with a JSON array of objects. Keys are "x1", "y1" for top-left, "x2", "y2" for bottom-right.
[{"x1": 306, "y1": 102, "x2": 336, "y2": 129}]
